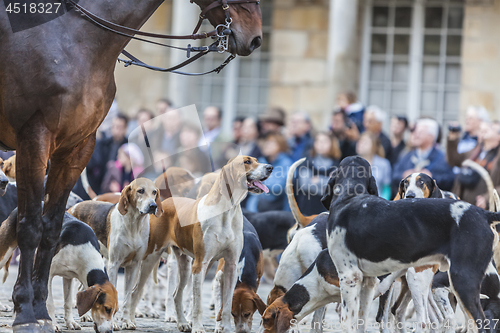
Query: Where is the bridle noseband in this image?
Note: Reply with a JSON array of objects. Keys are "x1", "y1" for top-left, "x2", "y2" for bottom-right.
[{"x1": 64, "y1": 0, "x2": 260, "y2": 76}]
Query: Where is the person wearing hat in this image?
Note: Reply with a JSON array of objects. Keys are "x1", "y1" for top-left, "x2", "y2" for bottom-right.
[{"x1": 259, "y1": 107, "x2": 286, "y2": 135}]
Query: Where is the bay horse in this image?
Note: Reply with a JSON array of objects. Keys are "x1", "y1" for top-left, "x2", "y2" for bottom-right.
[{"x1": 0, "y1": 0, "x2": 262, "y2": 332}]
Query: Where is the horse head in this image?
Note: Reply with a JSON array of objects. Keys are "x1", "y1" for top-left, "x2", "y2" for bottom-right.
[{"x1": 194, "y1": 0, "x2": 263, "y2": 56}]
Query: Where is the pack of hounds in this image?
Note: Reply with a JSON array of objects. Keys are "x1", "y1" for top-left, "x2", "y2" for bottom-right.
[{"x1": 1, "y1": 153, "x2": 500, "y2": 333}]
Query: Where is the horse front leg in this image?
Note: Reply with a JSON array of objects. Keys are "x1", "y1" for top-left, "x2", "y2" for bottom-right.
[
  {"x1": 32, "y1": 135, "x2": 96, "y2": 330},
  {"x1": 12, "y1": 118, "x2": 51, "y2": 332}
]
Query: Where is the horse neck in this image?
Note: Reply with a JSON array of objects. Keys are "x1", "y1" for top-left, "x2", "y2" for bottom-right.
[{"x1": 77, "y1": 0, "x2": 165, "y2": 58}]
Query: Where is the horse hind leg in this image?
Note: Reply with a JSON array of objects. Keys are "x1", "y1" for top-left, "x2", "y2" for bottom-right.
[{"x1": 31, "y1": 135, "x2": 96, "y2": 329}]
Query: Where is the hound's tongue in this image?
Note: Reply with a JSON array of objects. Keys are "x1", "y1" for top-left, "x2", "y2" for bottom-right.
[{"x1": 253, "y1": 181, "x2": 269, "y2": 194}]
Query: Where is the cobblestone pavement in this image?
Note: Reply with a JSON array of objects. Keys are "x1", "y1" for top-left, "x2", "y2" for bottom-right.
[{"x1": 0, "y1": 266, "x2": 382, "y2": 333}]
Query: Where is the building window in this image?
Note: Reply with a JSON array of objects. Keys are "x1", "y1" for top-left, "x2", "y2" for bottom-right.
[
  {"x1": 360, "y1": 0, "x2": 463, "y2": 124},
  {"x1": 191, "y1": 1, "x2": 272, "y2": 119}
]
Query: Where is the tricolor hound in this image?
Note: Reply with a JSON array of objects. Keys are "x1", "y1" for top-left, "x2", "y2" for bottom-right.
[
  {"x1": 68, "y1": 177, "x2": 162, "y2": 328},
  {"x1": 322, "y1": 156, "x2": 500, "y2": 333},
  {"x1": 122, "y1": 155, "x2": 272, "y2": 333},
  {"x1": 0, "y1": 209, "x2": 118, "y2": 332}
]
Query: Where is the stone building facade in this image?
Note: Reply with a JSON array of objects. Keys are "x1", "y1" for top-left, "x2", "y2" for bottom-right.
[{"x1": 114, "y1": 0, "x2": 498, "y2": 132}]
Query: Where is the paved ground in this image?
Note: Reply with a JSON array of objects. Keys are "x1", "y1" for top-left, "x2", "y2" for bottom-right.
[{"x1": 0, "y1": 265, "x2": 383, "y2": 333}]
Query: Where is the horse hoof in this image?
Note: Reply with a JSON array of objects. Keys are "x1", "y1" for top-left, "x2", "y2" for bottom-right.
[
  {"x1": 12, "y1": 323, "x2": 41, "y2": 333},
  {"x1": 38, "y1": 320, "x2": 55, "y2": 333}
]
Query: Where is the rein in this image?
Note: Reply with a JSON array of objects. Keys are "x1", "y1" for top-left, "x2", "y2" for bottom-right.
[{"x1": 64, "y1": 0, "x2": 259, "y2": 76}]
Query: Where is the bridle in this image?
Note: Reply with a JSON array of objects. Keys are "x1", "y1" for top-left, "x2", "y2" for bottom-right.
[{"x1": 64, "y1": 0, "x2": 260, "y2": 75}]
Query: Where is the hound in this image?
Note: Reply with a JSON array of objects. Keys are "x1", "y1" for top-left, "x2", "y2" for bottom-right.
[
  {"x1": 266, "y1": 213, "x2": 329, "y2": 333},
  {"x1": 376, "y1": 172, "x2": 457, "y2": 331},
  {"x1": 0, "y1": 209, "x2": 118, "y2": 332},
  {"x1": 68, "y1": 177, "x2": 162, "y2": 328},
  {"x1": 1, "y1": 155, "x2": 15, "y2": 182},
  {"x1": 212, "y1": 217, "x2": 267, "y2": 333},
  {"x1": 0, "y1": 158, "x2": 8, "y2": 196},
  {"x1": 322, "y1": 156, "x2": 500, "y2": 333},
  {"x1": 121, "y1": 155, "x2": 272, "y2": 333},
  {"x1": 262, "y1": 249, "x2": 341, "y2": 333}
]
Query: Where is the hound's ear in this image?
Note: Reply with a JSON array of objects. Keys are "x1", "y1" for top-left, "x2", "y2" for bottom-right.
[
  {"x1": 2, "y1": 161, "x2": 10, "y2": 173},
  {"x1": 219, "y1": 164, "x2": 233, "y2": 201},
  {"x1": 118, "y1": 185, "x2": 132, "y2": 215},
  {"x1": 430, "y1": 179, "x2": 441, "y2": 198},
  {"x1": 321, "y1": 173, "x2": 337, "y2": 210},
  {"x1": 397, "y1": 178, "x2": 406, "y2": 200},
  {"x1": 275, "y1": 308, "x2": 294, "y2": 333},
  {"x1": 368, "y1": 176, "x2": 379, "y2": 196},
  {"x1": 154, "y1": 189, "x2": 163, "y2": 217},
  {"x1": 76, "y1": 286, "x2": 101, "y2": 317},
  {"x1": 253, "y1": 293, "x2": 267, "y2": 315}
]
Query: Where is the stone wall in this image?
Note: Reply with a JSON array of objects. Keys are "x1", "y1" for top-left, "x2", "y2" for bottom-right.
[
  {"x1": 461, "y1": 0, "x2": 500, "y2": 121},
  {"x1": 268, "y1": 0, "x2": 364, "y2": 130},
  {"x1": 268, "y1": 0, "x2": 330, "y2": 128},
  {"x1": 114, "y1": 1, "x2": 173, "y2": 116}
]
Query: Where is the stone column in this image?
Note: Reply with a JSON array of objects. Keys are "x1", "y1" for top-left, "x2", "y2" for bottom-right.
[
  {"x1": 325, "y1": 0, "x2": 359, "y2": 122},
  {"x1": 168, "y1": 0, "x2": 199, "y2": 108}
]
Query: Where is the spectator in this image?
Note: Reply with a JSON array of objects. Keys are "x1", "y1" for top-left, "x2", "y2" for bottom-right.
[
  {"x1": 245, "y1": 132, "x2": 293, "y2": 212},
  {"x1": 356, "y1": 132, "x2": 392, "y2": 200},
  {"x1": 392, "y1": 118, "x2": 454, "y2": 193},
  {"x1": 239, "y1": 117, "x2": 263, "y2": 160},
  {"x1": 128, "y1": 108, "x2": 155, "y2": 143},
  {"x1": 363, "y1": 106, "x2": 392, "y2": 160},
  {"x1": 86, "y1": 113, "x2": 129, "y2": 194},
  {"x1": 331, "y1": 110, "x2": 359, "y2": 159},
  {"x1": 176, "y1": 122, "x2": 211, "y2": 177},
  {"x1": 296, "y1": 132, "x2": 341, "y2": 215},
  {"x1": 199, "y1": 106, "x2": 224, "y2": 147},
  {"x1": 259, "y1": 107, "x2": 286, "y2": 135},
  {"x1": 454, "y1": 105, "x2": 490, "y2": 154},
  {"x1": 336, "y1": 91, "x2": 366, "y2": 132},
  {"x1": 150, "y1": 108, "x2": 181, "y2": 158},
  {"x1": 101, "y1": 143, "x2": 144, "y2": 193},
  {"x1": 389, "y1": 115, "x2": 408, "y2": 165},
  {"x1": 97, "y1": 99, "x2": 120, "y2": 139},
  {"x1": 156, "y1": 98, "x2": 174, "y2": 115},
  {"x1": 232, "y1": 116, "x2": 246, "y2": 145},
  {"x1": 287, "y1": 112, "x2": 314, "y2": 161},
  {"x1": 447, "y1": 121, "x2": 500, "y2": 209}
]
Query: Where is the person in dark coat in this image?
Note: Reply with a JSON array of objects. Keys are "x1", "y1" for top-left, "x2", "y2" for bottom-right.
[{"x1": 392, "y1": 118, "x2": 455, "y2": 193}]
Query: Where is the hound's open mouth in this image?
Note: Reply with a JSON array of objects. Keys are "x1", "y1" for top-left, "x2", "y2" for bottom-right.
[{"x1": 246, "y1": 178, "x2": 269, "y2": 194}]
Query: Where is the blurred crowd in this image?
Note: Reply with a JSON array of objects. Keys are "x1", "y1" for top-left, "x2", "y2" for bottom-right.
[{"x1": 33, "y1": 92, "x2": 498, "y2": 216}]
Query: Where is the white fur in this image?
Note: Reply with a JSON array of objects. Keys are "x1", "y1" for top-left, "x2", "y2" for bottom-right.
[
  {"x1": 450, "y1": 202, "x2": 471, "y2": 226},
  {"x1": 47, "y1": 242, "x2": 108, "y2": 331}
]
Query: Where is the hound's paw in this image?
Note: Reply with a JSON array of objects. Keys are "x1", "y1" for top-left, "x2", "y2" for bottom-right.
[
  {"x1": 192, "y1": 328, "x2": 205, "y2": 333},
  {"x1": 54, "y1": 324, "x2": 62, "y2": 333},
  {"x1": 80, "y1": 314, "x2": 93, "y2": 322},
  {"x1": 214, "y1": 321, "x2": 223, "y2": 333},
  {"x1": 134, "y1": 309, "x2": 144, "y2": 318},
  {"x1": 0, "y1": 303, "x2": 11, "y2": 312},
  {"x1": 165, "y1": 315, "x2": 177, "y2": 323},
  {"x1": 144, "y1": 308, "x2": 159, "y2": 318},
  {"x1": 112, "y1": 321, "x2": 122, "y2": 331},
  {"x1": 121, "y1": 320, "x2": 136, "y2": 330},
  {"x1": 177, "y1": 322, "x2": 192, "y2": 332},
  {"x1": 65, "y1": 320, "x2": 81, "y2": 330}
]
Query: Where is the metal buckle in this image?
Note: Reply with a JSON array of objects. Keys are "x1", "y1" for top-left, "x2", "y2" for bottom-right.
[{"x1": 222, "y1": 4, "x2": 229, "y2": 10}]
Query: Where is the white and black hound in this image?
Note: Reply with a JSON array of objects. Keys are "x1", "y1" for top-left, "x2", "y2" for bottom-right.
[{"x1": 322, "y1": 156, "x2": 500, "y2": 333}]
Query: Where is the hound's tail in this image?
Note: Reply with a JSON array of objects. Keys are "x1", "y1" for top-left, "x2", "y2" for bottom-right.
[
  {"x1": 486, "y1": 191, "x2": 500, "y2": 226},
  {"x1": 286, "y1": 158, "x2": 319, "y2": 243},
  {"x1": 81, "y1": 168, "x2": 97, "y2": 199},
  {"x1": 463, "y1": 159, "x2": 495, "y2": 211}
]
